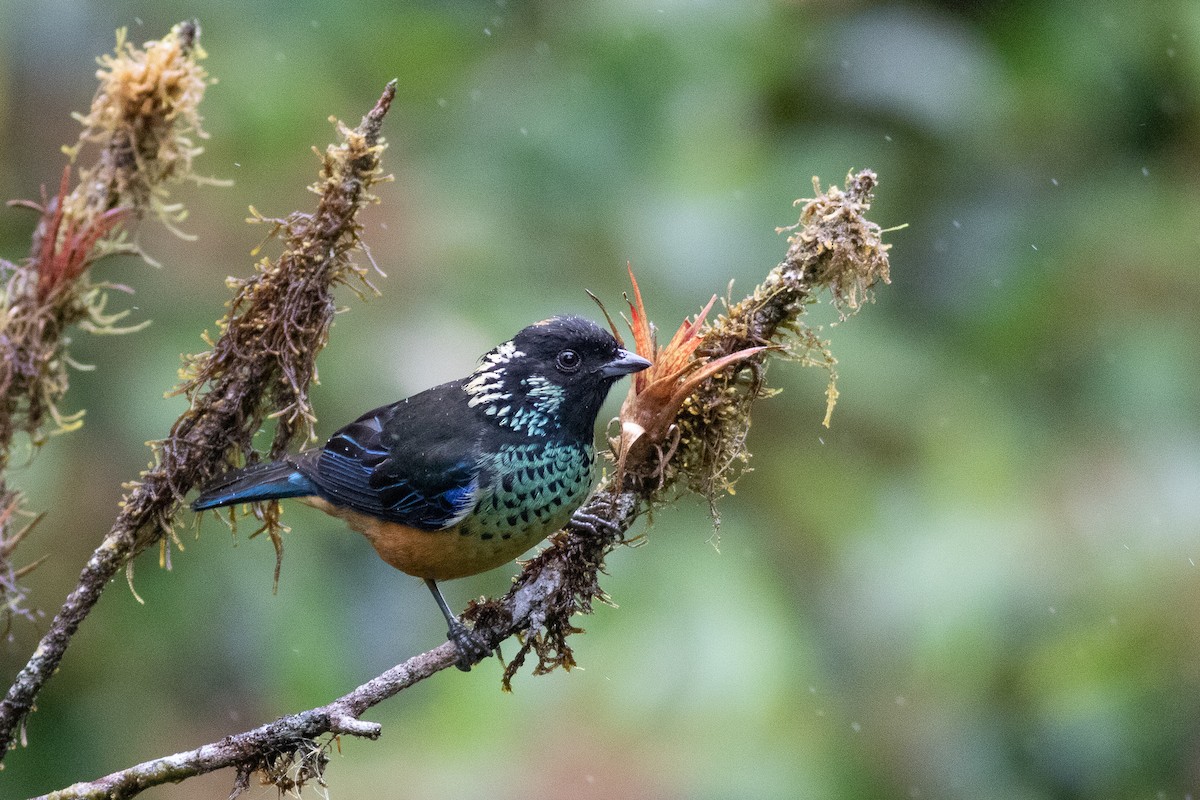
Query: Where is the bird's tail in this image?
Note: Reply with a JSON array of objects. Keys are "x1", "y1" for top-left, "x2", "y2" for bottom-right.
[{"x1": 192, "y1": 457, "x2": 319, "y2": 510}]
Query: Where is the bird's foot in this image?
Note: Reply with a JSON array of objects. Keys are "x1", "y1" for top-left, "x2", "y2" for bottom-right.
[
  {"x1": 447, "y1": 619, "x2": 493, "y2": 672},
  {"x1": 570, "y1": 508, "x2": 622, "y2": 538}
]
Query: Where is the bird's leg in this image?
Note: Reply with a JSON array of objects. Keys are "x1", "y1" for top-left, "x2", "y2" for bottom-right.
[{"x1": 425, "y1": 578, "x2": 492, "y2": 671}]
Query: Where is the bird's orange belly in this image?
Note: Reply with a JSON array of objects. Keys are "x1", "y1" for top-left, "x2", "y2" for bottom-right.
[{"x1": 300, "y1": 496, "x2": 549, "y2": 581}]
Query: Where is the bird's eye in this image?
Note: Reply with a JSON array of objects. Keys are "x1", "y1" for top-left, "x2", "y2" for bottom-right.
[{"x1": 555, "y1": 349, "x2": 581, "y2": 373}]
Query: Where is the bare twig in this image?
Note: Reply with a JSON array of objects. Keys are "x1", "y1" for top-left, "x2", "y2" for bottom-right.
[
  {"x1": 0, "y1": 80, "x2": 396, "y2": 760},
  {"x1": 34, "y1": 171, "x2": 892, "y2": 797}
]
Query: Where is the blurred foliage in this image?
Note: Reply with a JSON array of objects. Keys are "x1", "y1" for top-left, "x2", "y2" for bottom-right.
[{"x1": 1, "y1": 1, "x2": 1199, "y2": 798}]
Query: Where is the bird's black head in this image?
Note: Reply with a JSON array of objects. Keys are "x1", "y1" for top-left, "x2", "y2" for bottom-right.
[{"x1": 463, "y1": 315, "x2": 651, "y2": 440}]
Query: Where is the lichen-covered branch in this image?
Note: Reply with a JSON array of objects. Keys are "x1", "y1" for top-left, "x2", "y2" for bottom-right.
[
  {"x1": 34, "y1": 170, "x2": 891, "y2": 798},
  {"x1": 0, "y1": 21, "x2": 213, "y2": 635},
  {"x1": 0, "y1": 80, "x2": 396, "y2": 760}
]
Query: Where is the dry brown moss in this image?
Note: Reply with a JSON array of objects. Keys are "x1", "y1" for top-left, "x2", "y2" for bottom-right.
[
  {"x1": 674, "y1": 170, "x2": 892, "y2": 500},
  {"x1": 67, "y1": 21, "x2": 214, "y2": 227},
  {"x1": 153, "y1": 85, "x2": 394, "y2": 577}
]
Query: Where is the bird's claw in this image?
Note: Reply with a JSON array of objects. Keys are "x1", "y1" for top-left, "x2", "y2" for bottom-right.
[
  {"x1": 570, "y1": 509, "x2": 621, "y2": 538},
  {"x1": 447, "y1": 620, "x2": 492, "y2": 672}
]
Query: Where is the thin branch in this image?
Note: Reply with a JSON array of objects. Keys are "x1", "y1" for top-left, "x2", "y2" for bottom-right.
[
  {"x1": 0, "y1": 80, "x2": 397, "y2": 760},
  {"x1": 34, "y1": 171, "x2": 892, "y2": 798},
  {"x1": 35, "y1": 646, "x2": 458, "y2": 800}
]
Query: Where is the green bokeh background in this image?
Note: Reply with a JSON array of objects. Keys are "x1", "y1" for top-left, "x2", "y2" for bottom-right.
[{"x1": 2, "y1": 1, "x2": 1199, "y2": 798}]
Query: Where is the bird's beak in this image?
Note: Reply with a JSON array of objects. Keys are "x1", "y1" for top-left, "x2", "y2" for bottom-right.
[{"x1": 597, "y1": 348, "x2": 652, "y2": 378}]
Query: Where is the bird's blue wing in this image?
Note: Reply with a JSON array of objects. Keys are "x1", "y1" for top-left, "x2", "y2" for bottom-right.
[{"x1": 309, "y1": 382, "x2": 482, "y2": 530}]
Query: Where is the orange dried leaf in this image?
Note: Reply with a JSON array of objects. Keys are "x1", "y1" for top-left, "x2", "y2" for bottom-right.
[
  {"x1": 670, "y1": 347, "x2": 768, "y2": 402},
  {"x1": 615, "y1": 266, "x2": 767, "y2": 484}
]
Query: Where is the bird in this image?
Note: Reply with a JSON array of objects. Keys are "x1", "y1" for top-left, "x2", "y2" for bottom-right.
[{"x1": 192, "y1": 315, "x2": 651, "y2": 669}]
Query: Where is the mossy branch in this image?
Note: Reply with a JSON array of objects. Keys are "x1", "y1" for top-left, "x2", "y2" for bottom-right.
[
  {"x1": 0, "y1": 79, "x2": 396, "y2": 761},
  {"x1": 468, "y1": 170, "x2": 891, "y2": 686},
  {"x1": 0, "y1": 21, "x2": 214, "y2": 636},
  {"x1": 33, "y1": 170, "x2": 892, "y2": 798}
]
